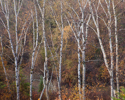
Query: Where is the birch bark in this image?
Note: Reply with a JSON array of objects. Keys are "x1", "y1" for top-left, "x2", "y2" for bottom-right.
[
  {"x1": 0, "y1": 0, "x2": 29, "y2": 99},
  {"x1": 13, "y1": 1, "x2": 20, "y2": 99},
  {"x1": 30, "y1": 6, "x2": 37, "y2": 100},
  {"x1": 58, "y1": 0, "x2": 64, "y2": 100},
  {"x1": 78, "y1": 29, "x2": 81, "y2": 100},
  {"x1": 88, "y1": 0, "x2": 115, "y2": 99},
  {"x1": 49, "y1": 1, "x2": 64, "y2": 99},
  {"x1": 65, "y1": 1, "x2": 90, "y2": 99},
  {"x1": 37, "y1": 0, "x2": 49, "y2": 99},
  {"x1": 65, "y1": 13, "x2": 82, "y2": 99},
  {"x1": 42, "y1": 1, "x2": 49, "y2": 100},
  {"x1": 106, "y1": 1, "x2": 114, "y2": 99},
  {"x1": 112, "y1": 0, "x2": 119, "y2": 97},
  {"x1": 78, "y1": 1, "x2": 89, "y2": 99},
  {"x1": 30, "y1": 3, "x2": 43, "y2": 99}
]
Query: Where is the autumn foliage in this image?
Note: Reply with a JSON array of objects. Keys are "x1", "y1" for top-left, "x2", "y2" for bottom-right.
[{"x1": 0, "y1": 0, "x2": 125, "y2": 100}]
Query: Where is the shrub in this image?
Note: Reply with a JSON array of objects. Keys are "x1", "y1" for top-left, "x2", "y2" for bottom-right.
[{"x1": 113, "y1": 86, "x2": 125, "y2": 100}]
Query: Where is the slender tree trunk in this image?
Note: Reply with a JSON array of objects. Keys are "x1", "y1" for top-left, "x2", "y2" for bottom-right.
[
  {"x1": 30, "y1": 5, "x2": 36, "y2": 100},
  {"x1": 37, "y1": 0, "x2": 49, "y2": 99},
  {"x1": 78, "y1": 31, "x2": 81, "y2": 100},
  {"x1": 30, "y1": 4, "x2": 41, "y2": 100},
  {"x1": 107, "y1": 1, "x2": 114, "y2": 99},
  {"x1": 65, "y1": 1, "x2": 90, "y2": 99},
  {"x1": 78, "y1": 1, "x2": 89, "y2": 99},
  {"x1": 82, "y1": 48, "x2": 86, "y2": 100},
  {"x1": 81, "y1": 11, "x2": 86, "y2": 100},
  {"x1": 108, "y1": 27, "x2": 114, "y2": 100},
  {"x1": 30, "y1": 49, "x2": 35, "y2": 100},
  {"x1": 58, "y1": 0, "x2": 63, "y2": 100},
  {"x1": 82, "y1": 13, "x2": 91, "y2": 100},
  {"x1": 0, "y1": 1, "x2": 28, "y2": 100},
  {"x1": 112, "y1": 0, "x2": 119, "y2": 97},
  {"x1": 13, "y1": 0, "x2": 20, "y2": 99},
  {"x1": 89, "y1": 1, "x2": 114, "y2": 99},
  {"x1": 15, "y1": 59, "x2": 20, "y2": 100},
  {"x1": 42, "y1": 0, "x2": 49, "y2": 100}
]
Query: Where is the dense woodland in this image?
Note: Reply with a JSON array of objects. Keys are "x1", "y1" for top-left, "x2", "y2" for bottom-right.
[{"x1": 0, "y1": 0, "x2": 125, "y2": 100}]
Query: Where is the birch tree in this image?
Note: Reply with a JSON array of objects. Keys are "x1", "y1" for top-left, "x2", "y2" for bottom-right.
[
  {"x1": 112, "y1": 0, "x2": 119, "y2": 97},
  {"x1": 58, "y1": 0, "x2": 64, "y2": 100},
  {"x1": 65, "y1": 0, "x2": 91, "y2": 99},
  {"x1": 30, "y1": 3, "x2": 43, "y2": 100},
  {"x1": 36, "y1": 0, "x2": 50, "y2": 100},
  {"x1": 0, "y1": 0, "x2": 30, "y2": 99},
  {"x1": 88, "y1": 0, "x2": 122, "y2": 99},
  {"x1": 78, "y1": 1, "x2": 91, "y2": 100},
  {"x1": 89, "y1": 1, "x2": 113, "y2": 99},
  {"x1": 49, "y1": 0, "x2": 65, "y2": 99},
  {"x1": 64, "y1": 7, "x2": 83, "y2": 99}
]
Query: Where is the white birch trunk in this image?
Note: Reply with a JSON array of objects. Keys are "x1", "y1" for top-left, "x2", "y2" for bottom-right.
[
  {"x1": 82, "y1": 49, "x2": 86, "y2": 100},
  {"x1": 112, "y1": 0, "x2": 119, "y2": 97},
  {"x1": 78, "y1": 1, "x2": 89, "y2": 99},
  {"x1": 65, "y1": 13, "x2": 82, "y2": 99},
  {"x1": 50, "y1": 1, "x2": 64, "y2": 99},
  {"x1": 58, "y1": 1, "x2": 63, "y2": 100},
  {"x1": 107, "y1": 1, "x2": 114, "y2": 99},
  {"x1": 13, "y1": 0, "x2": 20, "y2": 99},
  {"x1": 89, "y1": 0, "x2": 115, "y2": 99},
  {"x1": 81, "y1": 11, "x2": 86, "y2": 100},
  {"x1": 65, "y1": 1, "x2": 90, "y2": 99},
  {"x1": 82, "y1": 14, "x2": 91, "y2": 100},
  {"x1": 30, "y1": 5, "x2": 41, "y2": 100},
  {"x1": 78, "y1": 32, "x2": 81, "y2": 100},
  {"x1": 83, "y1": 14, "x2": 91, "y2": 100},
  {"x1": 30, "y1": 49, "x2": 35, "y2": 100},
  {"x1": 0, "y1": 1, "x2": 29, "y2": 100},
  {"x1": 15, "y1": 58, "x2": 20, "y2": 100},
  {"x1": 88, "y1": 0, "x2": 110, "y2": 74},
  {"x1": 30, "y1": 7, "x2": 35, "y2": 100},
  {"x1": 37, "y1": 0, "x2": 49, "y2": 99},
  {"x1": 42, "y1": 0, "x2": 49, "y2": 100}
]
